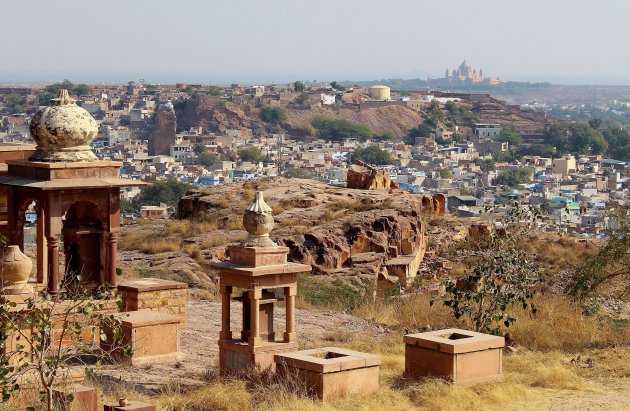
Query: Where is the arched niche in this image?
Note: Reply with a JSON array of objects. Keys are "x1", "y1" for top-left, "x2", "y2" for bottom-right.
[{"x1": 61, "y1": 200, "x2": 105, "y2": 288}]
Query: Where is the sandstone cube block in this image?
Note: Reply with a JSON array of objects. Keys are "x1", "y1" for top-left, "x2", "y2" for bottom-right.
[
  {"x1": 104, "y1": 400, "x2": 156, "y2": 411},
  {"x1": 275, "y1": 347, "x2": 381, "y2": 401},
  {"x1": 404, "y1": 328, "x2": 504, "y2": 385},
  {"x1": 52, "y1": 384, "x2": 97, "y2": 411},
  {"x1": 103, "y1": 310, "x2": 183, "y2": 366},
  {"x1": 228, "y1": 246, "x2": 288, "y2": 267},
  {"x1": 219, "y1": 340, "x2": 298, "y2": 374},
  {"x1": 117, "y1": 278, "x2": 187, "y2": 327}
]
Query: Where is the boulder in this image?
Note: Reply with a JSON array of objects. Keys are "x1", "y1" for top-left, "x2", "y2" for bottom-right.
[{"x1": 347, "y1": 160, "x2": 398, "y2": 190}]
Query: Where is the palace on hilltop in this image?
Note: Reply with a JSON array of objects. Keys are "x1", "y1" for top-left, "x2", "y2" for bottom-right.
[{"x1": 430, "y1": 60, "x2": 501, "y2": 86}]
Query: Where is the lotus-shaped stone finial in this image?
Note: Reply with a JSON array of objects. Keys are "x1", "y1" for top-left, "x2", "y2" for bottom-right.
[
  {"x1": 29, "y1": 89, "x2": 99, "y2": 162},
  {"x1": 242, "y1": 191, "x2": 277, "y2": 247}
]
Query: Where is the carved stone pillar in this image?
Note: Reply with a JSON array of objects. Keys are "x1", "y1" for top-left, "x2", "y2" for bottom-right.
[
  {"x1": 47, "y1": 235, "x2": 60, "y2": 297},
  {"x1": 36, "y1": 206, "x2": 47, "y2": 285},
  {"x1": 284, "y1": 286, "x2": 297, "y2": 343},
  {"x1": 107, "y1": 231, "x2": 119, "y2": 287},
  {"x1": 220, "y1": 285, "x2": 232, "y2": 340},
  {"x1": 248, "y1": 288, "x2": 261, "y2": 346}
]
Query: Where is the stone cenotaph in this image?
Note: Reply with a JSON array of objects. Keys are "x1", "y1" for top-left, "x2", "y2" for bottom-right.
[{"x1": 211, "y1": 191, "x2": 310, "y2": 374}]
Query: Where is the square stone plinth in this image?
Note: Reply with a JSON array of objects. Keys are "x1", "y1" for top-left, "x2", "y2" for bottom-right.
[
  {"x1": 103, "y1": 310, "x2": 184, "y2": 366},
  {"x1": 118, "y1": 278, "x2": 188, "y2": 327},
  {"x1": 104, "y1": 401, "x2": 156, "y2": 411},
  {"x1": 275, "y1": 347, "x2": 381, "y2": 401},
  {"x1": 228, "y1": 246, "x2": 289, "y2": 267},
  {"x1": 52, "y1": 384, "x2": 97, "y2": 411},
  {"x1": 404, "y1": 328, "x2": 505, "y2": 385},
  {"x1": 219, "y1": 339, "x2": 298, "y2": 375}
]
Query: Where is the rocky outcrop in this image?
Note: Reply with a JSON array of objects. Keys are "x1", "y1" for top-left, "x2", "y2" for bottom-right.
[
  {"x1": 347, "y1": 160, "x2": 398, "y2": 190},
  {"x1": 149, "y1": 101, "x2": 177, "y2": 156},
  {"x1": 178, "y1": 97, "x2": 256, "y2": 133},
  {"x1": 175, "y1": 178, "x2": 447, "y2": 287},
  {"x1": 277, "y1": 208, "x2": 426, "y2": 285}
]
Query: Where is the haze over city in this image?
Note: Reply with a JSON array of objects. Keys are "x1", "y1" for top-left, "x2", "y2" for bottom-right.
[{"x1": 2, "y1": 0, "x2": 630, "y2": 85}]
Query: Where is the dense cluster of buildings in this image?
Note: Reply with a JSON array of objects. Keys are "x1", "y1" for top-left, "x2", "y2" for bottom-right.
[{"x1": 0, "y1": 80, "x2": 627, "y2": 237}]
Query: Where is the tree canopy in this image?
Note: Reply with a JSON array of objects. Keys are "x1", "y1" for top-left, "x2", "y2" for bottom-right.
[
  {"x1": 493, "y1": 168, "x2": 532, "y2": 187},
  {"x1": 518, "y1": 144, "x2": 556, "y2": 158},
  {"x1": 193, "y1": 142, "x2": 206, "y2": 155},
  {"x1": 38, "y1": 80, "x2": 91, "y2": 105},
  {"x1": 311, "y1": 116, "x2": 373, "y2": 142},
  {"x1": 329, "y1": 81, "x2": 344, "y2": 91},
  {"x1": 134, "y1": 178, "x2": 194, "y2": 208},
  {"x1": 497, "y1": 130, "x2": 523, "y2": 147},
  {"x1": 544, "y1": 123, "x2": 608, "y2": 155},
  {"x1": 4, "y1": 94, "x2": 24, "y2": 113},
  {"x1": 293, "y1": 81, "x2": 305, "y2": 92},
  {"x1": 283, "y1": 168, "x2": 315, "y2": 179},
  {"x1": 569, "y1": 204, "x2": 630, "y2": 300},
  {"x1": 260, "y1": 106, "x2": 287, "y2": 124},
  {"x1": 601, "y1": 127, "x2": 630, "y2": 160},
  {"x1": 351, "y1": 145, "x2": 392, "y2": 165},
  {"x1": 238, "y1": 146, "x2": 265, "y2": 163},
  {"x1": 198, "y1": 151, "x2": 221, "y2": 167}
]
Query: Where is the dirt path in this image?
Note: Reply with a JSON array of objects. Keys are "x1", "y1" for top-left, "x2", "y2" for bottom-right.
[
  {"x1": 97, "y1": 299, "x2": 384, "y2": 392},
  {"x1": 537, "y1": 393, "x2": 630, "y2": 410}
]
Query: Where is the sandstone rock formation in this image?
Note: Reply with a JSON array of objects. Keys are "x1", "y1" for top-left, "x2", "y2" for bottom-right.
[
  {"x1": 347, "y1": 160, "x2": 398, "y2": 190},
  {"x1": 177, "y1": 178, "x2": 445, "y2": 287},
  {"x1": 149, "y1": 101, "x2": 177, "y2": 156}
]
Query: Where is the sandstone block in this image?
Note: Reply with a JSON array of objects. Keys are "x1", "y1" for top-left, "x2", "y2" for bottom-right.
[
  {"x1": 404, "y1": 328, "x2": 504, "y2": 385},
  {"x1": 52, "y1": 384, "x2": 97, "y2": 411},
  {"x1": 275, "y1": 347, "x2": 381, "y2": 401}
]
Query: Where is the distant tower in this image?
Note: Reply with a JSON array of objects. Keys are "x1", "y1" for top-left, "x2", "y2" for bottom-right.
[
  {"x1": 480, "y1": 68, "x2": 484, "y2": 78},
  {"x1": 149, "y1": 101, "x2": 177, "y2": 156},
  {"x1": 445, "y1": 68, "x2": 450, "y2": 78}
]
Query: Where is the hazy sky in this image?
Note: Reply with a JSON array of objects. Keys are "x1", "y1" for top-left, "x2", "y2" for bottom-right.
[{"x1": 2, "y1": 0, "x2": 629, "y2": 85}]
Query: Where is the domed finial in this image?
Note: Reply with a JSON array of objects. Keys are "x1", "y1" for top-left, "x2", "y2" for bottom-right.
[
  {"x1": 51, "y1": 89, "x2": 76, "y2": 106},
  {"x1": 242, "y1": 191, "x2": 277, "y2": 248},
  {"x1": 29, "y1": 89, "x2": 98, "y2": 162}
]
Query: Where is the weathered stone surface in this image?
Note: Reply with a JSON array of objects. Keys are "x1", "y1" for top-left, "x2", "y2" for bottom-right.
[
  {"x1": 175, "y1": 177, "x2": 445, "y2": 286},
  {"x1": 242, "y1": 191, "x2": 277, "y2": 247},
  {"x1": 149, "y1": 101, "x2": 177, "y2": 156},
  {"x1": 29, "y1": 89, "x2": 98, "y2": 162},
  {"x1": 346, "y1": 160, "x2": 398, "y2": 190}
]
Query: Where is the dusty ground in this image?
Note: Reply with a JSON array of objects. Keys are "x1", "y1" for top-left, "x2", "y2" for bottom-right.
[
  {"x1": 534, "y1": 393, "x2": 630, "y2": 411},
  {"x1": 94, "y1": 298, "x2": 630, "y2": 410},
  {"x1": 97, "y1": 299, "x2": 386, "y2": 393}
]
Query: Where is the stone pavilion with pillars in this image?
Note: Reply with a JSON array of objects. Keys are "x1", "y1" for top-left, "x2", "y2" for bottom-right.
[
  {"x1": 0, "y1": 89, "x2": 144, "y2": 296},
  {"x1": 212, "y1": 191, "x2": 311, "y2": 374}
]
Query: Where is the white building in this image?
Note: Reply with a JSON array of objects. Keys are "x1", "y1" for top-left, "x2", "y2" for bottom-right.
[
  {"x1": 473, "y1": 123, "x2": 502, "y2": 138},
  {"x1": 320, "y1": 94, "x2": 336, "y2": 105},
  {"x1": 170, "y1": 144, "x2": 192, "y2": 161}
]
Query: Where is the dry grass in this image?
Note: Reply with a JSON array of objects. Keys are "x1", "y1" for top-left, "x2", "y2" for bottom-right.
[
  {"x1": 327, "y1": 197, "x2": 394, "y2": 212},
  {"x1": 319, "y1": 209, "x2": 343, "y2": 224},
  {"x1": 352, "y1": 293, "x2": 630, "y2": 352},
  {"x1": 515, "y1": 236, "x2": 595, "y2": 274},
  {"x1": 166, "y1": 219, "x2": 220, "y2": 237},
  {"x1": 508, "y1": 295, "x2": 630, "y2": 351},
  {"x1": 222, "y1": 217, "x2": 244, "y2": 230},
  {"x1": 11, "y1": 345, "x2": 629, "y2": 411},
  {"x1": 119, "y1": 233, "x2": 182, "y2": 254},
  {"x1": 278, "y1": 217, "x2": 303, "y2": 228}
]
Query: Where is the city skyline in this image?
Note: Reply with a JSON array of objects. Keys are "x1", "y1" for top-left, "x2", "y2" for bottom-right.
[{"x1": 2, "y1": 0, "x2": 629, "y2": 85}]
